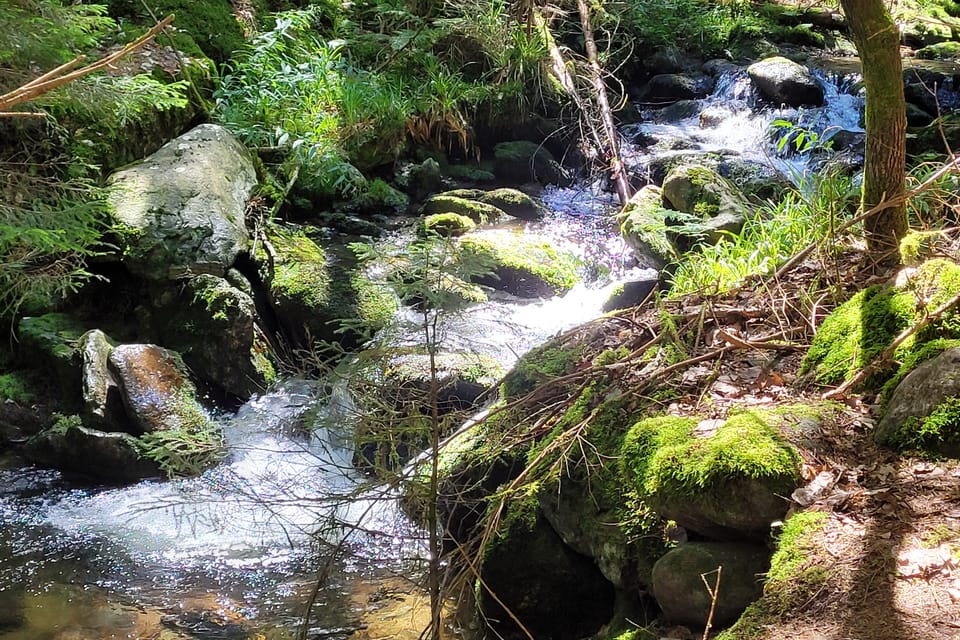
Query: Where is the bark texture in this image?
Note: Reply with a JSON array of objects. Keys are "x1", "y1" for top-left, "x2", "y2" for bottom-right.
[{"x1": 840, "y1": 0, "x2": 907, "y2": 262}]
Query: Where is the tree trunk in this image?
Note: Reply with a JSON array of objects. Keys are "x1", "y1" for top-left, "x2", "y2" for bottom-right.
[{"x1": 839, "y1": 0, "x2": 907, "y2": 263}]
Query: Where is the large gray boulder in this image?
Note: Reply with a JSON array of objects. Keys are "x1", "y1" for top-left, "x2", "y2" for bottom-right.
[
  {"x1": 876, "y1": 348, "x2": 960, "y2": 455},
  {"x1": 652, "y1": 542, "x2": 769, "y2": 627},
  {"x1": 108, "y1": 123, "x2": 256, "y2": 280},
  {"x1": 108, "y1": 344, "x2": 211, "y2": 435},
  {"x1": 747, "y1": 57, "x2": 824, "y2": 107}
]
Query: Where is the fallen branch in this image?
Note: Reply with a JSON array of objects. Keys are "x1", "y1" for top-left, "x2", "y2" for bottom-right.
[
  {"x1": 0, "y1": 15, "x2": 175, "y2": 115},
  {"x1": 701, "y1": 566, "x2": 722, "y2": 640},
  {"x1": 824, "y1": 288, "x2": 960, "y2": 399}
]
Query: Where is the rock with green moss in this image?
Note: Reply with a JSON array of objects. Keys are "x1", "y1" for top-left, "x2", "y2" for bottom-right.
[
  {"x1": 108, "y1": 344, "x2": 212, "y2": 436},
  {"x1": 257, "y1": 224, "x2": 399, "y2": 348},
  {"x1": 351, "y1": 178, "x2": 410, "y2": 215},
  {"x1": 443, "y1": 162, "x2": 496, "y2": 183},
  {"x1": 109, "y1": 0, "x2": 245, "y2": 62},
  {"x1": 16, "y1": 313, "x2": 90, "y2": 408},
  {"x1": 661, "y1": 163, "x2": 749, "y2": 249},
  {"x1": 479, "y1": 510, "x2": 615, "y2": 640},
  {"x1": 478, "y1": 188, "x2": 548, "y2": 221},
  {"x1": 382, "y1": 351, "x2": 504, "y2": 414},
  {"x1": 500, "y1": 340, "x2": 585, "y2": 400},
  {"x1": 458, "y1": 230, "x2": 581, "y2": 298},
  {"x1": 418, "y1": 213, "x2": 476, "y2": 238},
  {"x1": 141, "y1": 274, "x2": 276, "y2": 398},
  {"x1": 617, "y1": 185, "x2": 678, "y2": 269},
  {"x1": 25, "y1": 416, "x2": 162, "y2": 482},
  {"x1": 917, "y1": 41, "x2": 960, "y2": 60},
  {"x1": 80, "y1": 329, "x2": 128, "y2": 432},
  {"x1": 620, "y1": 410, "x2": 801, "y2": 540},
  {"x1": 802, "y1": 259, "x2": 960, "y2": 388},
  {"x1": 492, "y1": 140, "x2": 573, "y2": 186},
  {"x1": 908, "y1": 113, "x2": 960, "y2": 157},
  {"x1": 419, "y1": 194, "x2": 506, "y2": 224},
  {"x1": 652, "y1": 542, "x2": 769, "y2": 627},
  {"x1": 396, "y1": 158, "x2": 442, "y2": 202},
  {"x1": 108, "y1": 124, "x2": 256, "y2": 281},
  {"x1": 601, "y1": 269, "x2": 660, "y2": 312},
  {"x1": 876, "y1": 348, "x2": 960, "y2": 455}
]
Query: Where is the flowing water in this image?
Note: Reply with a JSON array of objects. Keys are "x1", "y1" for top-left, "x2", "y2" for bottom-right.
[{"x1": 0, "y1": 62, "x2": 876, "y2": 639}]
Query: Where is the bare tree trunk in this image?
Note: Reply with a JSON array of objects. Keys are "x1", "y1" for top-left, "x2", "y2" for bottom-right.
[
  {"x1": 576, "y1": 0, "x2": 631, "y2": 205},
  {"x1": 839, "y1": 0, "x2": 907, "y2": 263}
]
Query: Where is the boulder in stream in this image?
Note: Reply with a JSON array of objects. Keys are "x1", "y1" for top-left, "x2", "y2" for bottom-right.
[
  {"x1": 458, "y1": 229, "x2": 581, "y2": 298},
  {"x1": 661, "y1": 163, "x2": 750, "y2": 249},
  {"x1": 617, "y1": 185, "x2": 678, "y2": 269},
  {"x1": 107, "y1": 123, "x2": 256, "y2": 281},
  {"x1": 747, "y1": 56, "x2": 824, "y2": 107},
  {"x1": 492, "y1": 141, "x2": 572, "y2": 186},
  {"x1": 16, "y1": 313, "x2": 90, "y2": 408},
  {"x1": 644, "y1": 73, "x2": 715, "y2": 101},
  {"x1": 108, "y1": 344, "x2": 211, "y2": 436},
  {"x1": 652, "y1": 542, "x2": 769, "y2": 627},
  {"x1": 80, "y1": 329, "x2": 128, "y2": 432},
  {"x1": 419, "y1": 194, "x2": 506, "y2": 224}
]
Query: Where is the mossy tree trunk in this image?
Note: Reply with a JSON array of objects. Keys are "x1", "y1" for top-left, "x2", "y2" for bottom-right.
[{"x1": 839, "y1": 0, "x2": 907, "y2": 263}]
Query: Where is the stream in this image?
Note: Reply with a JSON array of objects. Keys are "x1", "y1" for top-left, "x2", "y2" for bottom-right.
[{"x1": 0, "y1": 62, "x2": 872, "y2": 639}]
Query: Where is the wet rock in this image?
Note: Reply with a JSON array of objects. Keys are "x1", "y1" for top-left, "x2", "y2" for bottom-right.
[
  {"x1": 617, "y1": 186, "x2": 677, "y2": 269},
  {"x1": 140, "y1": 274, "x2": 276, "y2": 399},
  {"x1": 478, "y1": 188, "x2": 548, "y2": 221},
  {"x1": 480, "y1": 512, "x2": 615, "y2": 640},
  {"x1": 876, "y1": 348, "x2": 960, "y2": 456},
  {"x1": 418, "y1": 213, "x2": 476, "y2": 238},
  {"x1": 652, "y1": 542, "x2": 769, "y2": 627},
  {"x1": 908, "y1": 113, "x2": 960, "y2": 156},
  {"x1": 645, "y1": 73, "x2": 715, "y2": 101},
  {"x1": 657, "y1": 99, "x2": 701, "y2": 122},
  {"x1": 79, "y1": 330, "x2": 128, "y2": 432},
  {"x1": 25, "y1": 419, "x2": 161, "y2": 481},
  {"x1": 602, "y1": 268, "x2": 661, "y2": 312},
  {"x1": 698, "y1": 105, "x2": 734, "y2": 128},
  {"x1": 108, "y1": 124, "x2": 256, "y2": 281},
  {"x1": 108, "y1": 344, "x2": 209, "y2": 435},
  {"x1": 396, "y1": 158, "x2": 442, "y2": 202},
  {"x1": 458, "y1": 229, "x2": 581, "y2": 298},
  {"x1": 717, "y1": 157, "x2": 790, "y2": 202},
  {"x1": 747, "y1": 56, "x2": 824, "y2": 107},
  {"x1": 0, "y1": 588, "x2": 24, "y2": 630},
  {"x1": 492, "y1": 141, "x2": 572, "y2": 186}
]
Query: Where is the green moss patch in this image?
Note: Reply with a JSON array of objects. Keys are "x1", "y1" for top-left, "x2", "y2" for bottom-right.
[
  {"x1": 420, "y1": 194, "x2": 505, "y2": 224},
  {"x1": 802, "y1": 259, "x2": 960, "y2": 388},
  {"x1": 0, "y1": 372, "x2": 34, "y2": 404},
  {"x1": 500, "y1": 341, "x2": 585, "y2": 400},
  {"x1": 418, "y1": 213, "x2": 476, "y2": 238},
  {"x1": 917, "y1": 41, "x2": 960, "y2": 59},
  {"x1": 260, "y1": 225, "x2": 331, "y2": 309},
  {"x1": 458, "y1": 230, "x2": 581, "y2": 298}
]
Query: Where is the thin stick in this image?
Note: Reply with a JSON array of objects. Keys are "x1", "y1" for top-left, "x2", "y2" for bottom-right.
[
  {"x1": 701, "y1": 566, "x2": 722, "y2": 640},
  {"x1": 824, "y1": 288, "x2": 960, "y2": 398}
]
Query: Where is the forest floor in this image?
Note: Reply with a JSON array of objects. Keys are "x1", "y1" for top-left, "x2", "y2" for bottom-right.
[{"x1": 345, "y1": 244, "x2": 960, "y2": 640}]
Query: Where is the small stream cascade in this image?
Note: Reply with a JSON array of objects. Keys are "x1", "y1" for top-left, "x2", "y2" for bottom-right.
[{"x1": 0, "y1": 62, "x2": 887, "y2": 639}]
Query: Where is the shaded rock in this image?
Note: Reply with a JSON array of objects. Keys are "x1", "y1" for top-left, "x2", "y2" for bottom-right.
[
  {"x1": 645, "y1": 73, "x2": 715, "y2": 101},
  {"x1": 661, "y1": 163, "x2": 749, "y2": 248},
  {"x1": 141, "y1": 274, "x2": 276, "y2": 399},
  {"x1": 652, "y1": 542, "x2": 769, "y2": 627},
  {"x1": 478, "y1": 188, "x2": 548, "y2": 221},
  {"x1": 0, "y1": 588, "x2": 24, "y2": 630},
  {"x1": 16, "y1": 313, "x2": 89, "y2": 408},
  {"x1": 480, "y1": 512, "x2": 615, "y2": 640},
  {"x1": 717, "y1": 157, "x2": 790, "y2": 202},
  {"x1": 906, "y1": 101, "x2": 935, "y2": 127},
  {"x1": 396, "y1": 158, "x2": 442, "y2": 202},
  {"x1": 108, "y1": 344, "x2": 209, "y2": 435},
  {"x1": 108, "y1": 123, "x2": 255, "y2": 280},
  {"x1": 617, "y1": 186, "x2": 677, "y2": 269},
  {"x1": 602, "y1": 268, "x2": 661, "y2": 312},
  {"x1": 658, "y1": 99, "x2": 701, "y2": 122},
  {"x1": 492, "y1": 141, "x2": 572, "y2": 186},
  {"x1": 876, "y1": 348, "x2": 960, "y2": 456},
  {"x1": 908, "y1": 113, "x2": 960, "y2": 156},
  {"x1": 747, "y1": 57, "x2": 824, "y2": 107},
  {"x1": 644, "y1": 48, "x2": 702, "y2": 74},
  {"x1": 419, "y1": 194, "x2": 505, "y2": 224},
  {"x1": 458, "y1": 230, "x2": 581, "y2": 298},
  {"x1": 79, "y1": 329, "x2": 128, "y2": 432},
  {"x1": 25, "y1": 419, "x2": 161, "y2": 482}
]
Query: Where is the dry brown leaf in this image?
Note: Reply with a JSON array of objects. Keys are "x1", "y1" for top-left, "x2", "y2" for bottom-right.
[{"x1": 897, "y1": 544, "x2": 958, "y2": 578}]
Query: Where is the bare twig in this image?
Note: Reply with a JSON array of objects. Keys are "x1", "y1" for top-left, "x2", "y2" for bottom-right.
[
  {"x1": 0, "y1": 15, "x2": 175, "y2": 114},
  {"x1": 701, "y1": 566, "x2": 722, "y2": 640}
]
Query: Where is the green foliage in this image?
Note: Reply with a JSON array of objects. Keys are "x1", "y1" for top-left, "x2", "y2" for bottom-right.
[
  {"x1": 0, "y1": 1, "x2": 114, "y2": 67},
  {"x1": 500, "y1": 343, "x2": 584, "y2": 400},
  {"x1": 0, "y1": 372, "x2": 34, "y2": 404},
  {"x1": 669, "y1": 167, "x2": 856, "y2": 296},
  {"x1": 891, "y1": 396, "x2": 960, "y2": 453},
  {"x1": 50, "y1": 412, "x2": 83, "y2": 434},
  {"x1": 136, "y1": 416, "x2": 225, "y2": 477}
]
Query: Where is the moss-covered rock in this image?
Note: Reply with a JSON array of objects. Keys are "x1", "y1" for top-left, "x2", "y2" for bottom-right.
[
  {"x1": 661, "y1": 163, "x2": 749, "y2": 248},
  {"x1": 478, "y1": 188, "x2": 548, "y2": 221},
  {"x1": 257, "y1": 225, "x2": 399, "y2": 348},
  {"x1": 917, "y1": 41, "x2": 960, "y2": 60},
  {"x1": 500, "y1": 340, "x2": 585, "y2": 400},
  {"x1": 479, "y1": 510, "x2": 615, "y2": 640},
  {"x1": 908, "y1": 113, "x2": 960, "y2": 157},
  {"x1": 418, "y1": 213, "x2": 476, "y2": 238},
  {"x1": 419, "y1": 194, "x2": 505, "y2": 224},
  {"x1": 652, "y1": 542, "x2": 769, "y2": 627},
  {"x1": 350, "y1": 178, "x2": 410, "y2": 215},
  {"x1": 458, "y1": 230, "x2": 581, "y2": 298},
  {"x1": 617, "y1": 185, "x2": 678, "y2": 269},
  {"x1": 620, "y1": 409, "x2": 801, "y2": 540},
  {"x1": 16, "y1": 313, "x2": 90, "y2": 408},
  {"x1": 802, "y1": 259, "x2": 960, "y2": 388}
]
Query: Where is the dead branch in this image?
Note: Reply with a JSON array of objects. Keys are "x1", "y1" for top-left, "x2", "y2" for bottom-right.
[{"x1": 0, "y1": 15, "x2": 175, "y2": 116}]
